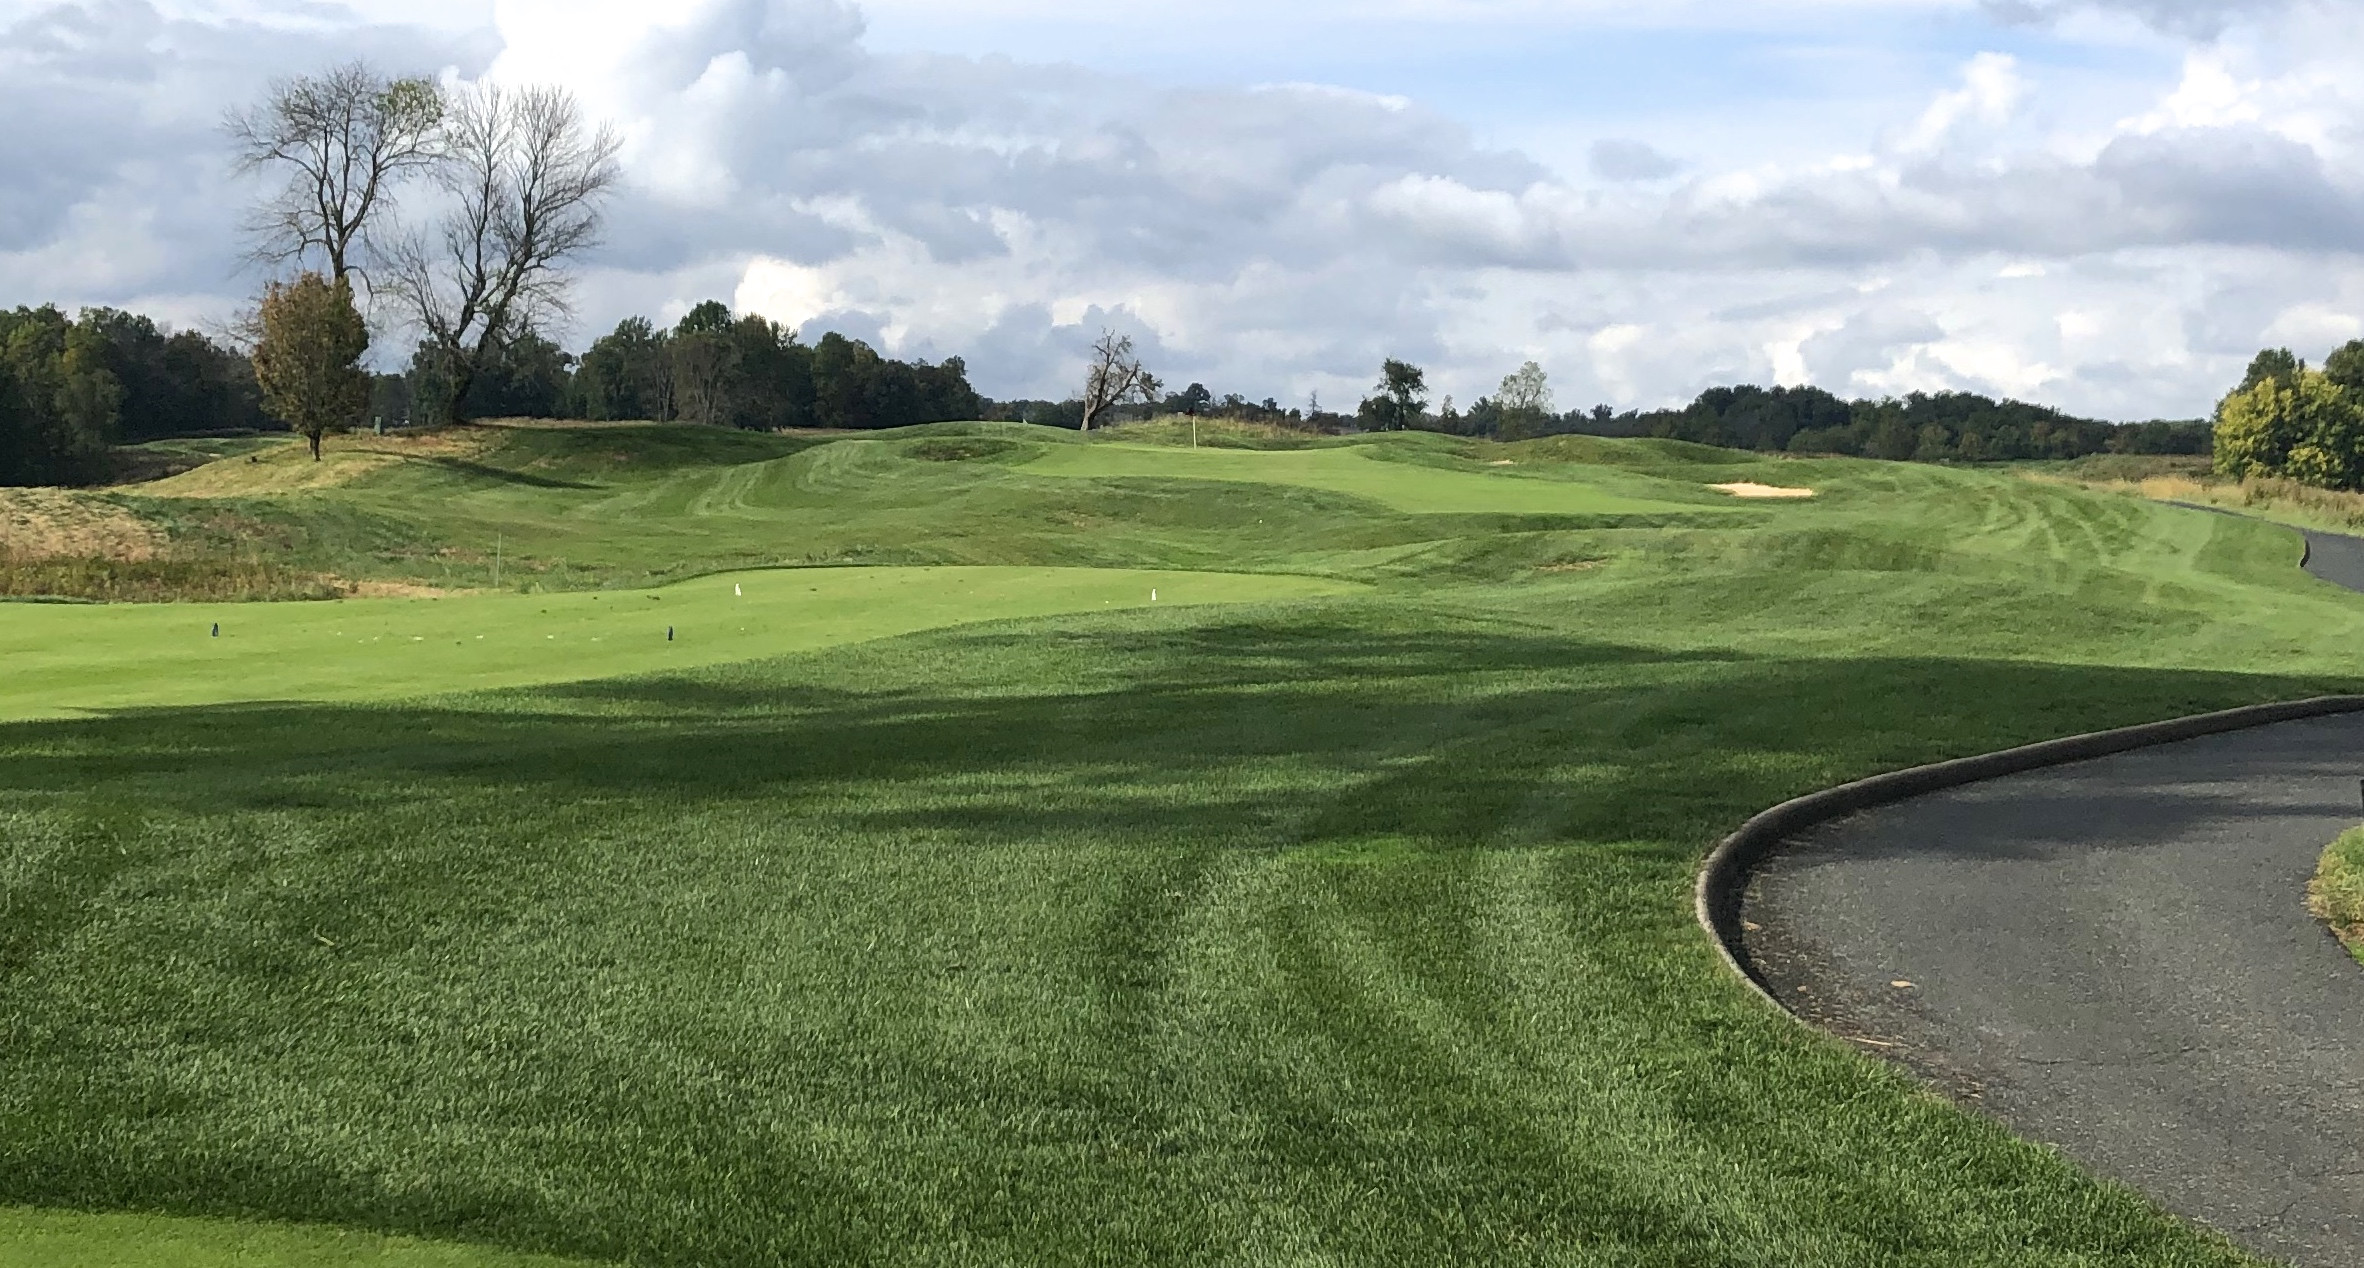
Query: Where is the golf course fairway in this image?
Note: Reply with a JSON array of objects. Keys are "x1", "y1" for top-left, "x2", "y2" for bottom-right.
[
  {"x1": 1016, "y1": 440, "x2": 1724, "y2": 515},
  {"x1": 12, "y1": 422, "x2": 2364, "y2": 1267},
  {"x1": 0, "y1": 566, "x2": 1356, "y2": 721}
]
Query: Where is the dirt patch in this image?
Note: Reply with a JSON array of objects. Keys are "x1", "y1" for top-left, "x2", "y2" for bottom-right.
[
  {"x1": 1487, "y1": 460, "x2": 1516, "y2": 467},
  {"x1": 0, "y1": 489, "x2": 167, "y2": 561},
  {"x1": 1537, "y1": 559, "x2": 1605, "y2": 573},
  {"x1": 1711, "y1": 482, "x2": 1817, "y2": 500}
]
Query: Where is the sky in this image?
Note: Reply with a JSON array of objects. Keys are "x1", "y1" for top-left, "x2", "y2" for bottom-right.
[{"x1": 1, "y1": 0, "x2": 2359, "y2": 419}]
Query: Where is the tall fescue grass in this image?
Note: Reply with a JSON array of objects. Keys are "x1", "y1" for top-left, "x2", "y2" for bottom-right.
[
  {"x1": 0, "y1": 548, "x2": 343, "y2": 602},
  {"x1": 2038, "y1": 455, "x2": 2364, "y2": 531}
]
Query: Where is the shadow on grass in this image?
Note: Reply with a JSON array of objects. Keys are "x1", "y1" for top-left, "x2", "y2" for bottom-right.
[
  {"x1": 411, "y1": 456, "x2": 600, "y2": 491},
  {"x1": 2, "y1": 625, "x2": 2348, "y2": 859},
  {"x1": 0, "y1": 620, "x2": 2325, "y2": 1268}
]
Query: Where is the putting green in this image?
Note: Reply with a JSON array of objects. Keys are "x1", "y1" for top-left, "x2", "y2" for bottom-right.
[
  {"x1": 0, "y1": 1207, "x2": 593, "y2": 1268},
  {"x1": 0, "y1": 566, "x2": 1356, "y2": 721},
  {"x1": 1019, "y1": 442, "x2": 1723, "y2": 515}
]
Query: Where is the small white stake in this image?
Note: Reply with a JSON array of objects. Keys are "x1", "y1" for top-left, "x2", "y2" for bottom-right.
[
  {"x1": 735, "y1": 583, "x2": 742, "y2": 596},
  {"x1": 1151, "y1": 589, "x2": 1158, "y2": 601}
]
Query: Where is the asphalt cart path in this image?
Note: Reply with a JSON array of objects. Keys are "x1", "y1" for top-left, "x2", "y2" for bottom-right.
[{"x1": 1744, "y1": 714, "x2": 2364, "y2": 1267}]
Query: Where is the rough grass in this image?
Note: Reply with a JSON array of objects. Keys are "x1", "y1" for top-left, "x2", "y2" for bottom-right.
[
  {"x1": 2309, "y1": 828, "x2": 2364, "y2": 962},
  {"x1": 5, "y1": 422, "x2": 2360, "y2": 1266},
  {"x1": 2036, "y1": 457, "x2": 2364, "y2": 534}
]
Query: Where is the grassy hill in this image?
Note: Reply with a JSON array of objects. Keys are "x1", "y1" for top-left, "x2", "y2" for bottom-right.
[{"x1": 4, "y1": 419, "x2": 2353, "y2": 1266}]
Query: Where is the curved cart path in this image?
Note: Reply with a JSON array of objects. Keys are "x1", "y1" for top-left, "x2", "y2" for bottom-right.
[{"x1": 1744, "y1": 714, "x2": 2364, "y2": 1266}]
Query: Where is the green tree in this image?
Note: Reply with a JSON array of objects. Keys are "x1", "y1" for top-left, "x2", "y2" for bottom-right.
[
  {"x1": 2276, "y1": 372, "x2": 2364, "y2": 490},
  {"x1": 2323, "y1": 340, "x2": 2364, "y2": 392},
  {"x1": 2212, "y1": 367, "x2": 2364, "y2": 488},
  {"x1": 1360, "y1": 359, "x2": 1427, "y2": 431},
  {"x1": 0, "y1": 306, "x2": 120, "y2": 486},
  {"x1": 1495, "y1": 360, "x2": 1552, "y2": 440},
  {"x1": 574, "y1": 317, "x2": 671, "y2": 421},
  {"x1": 2237, "y1": 348, "x2": 2302, "y2": 394},
  {"x1": 253, "y1": 272, "x2": 370, "y2": 460}
]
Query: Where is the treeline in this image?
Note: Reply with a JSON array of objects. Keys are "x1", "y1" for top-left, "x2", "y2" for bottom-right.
[
  {"x1": 1620, "y1": 385, "x2": 2209, "y2": 461},
  {"x1": 0, "y1": 305, "x2": 265, "y2": 486},
  {"x1": 373, "y1": 301, "x2": 983, "y2": 431},
  {"x1": 2214, "y1": 342, "x2": 2364, "y2": 489},
  {"x1": 1349, "y1": 356, "x2": 2207, "y2": 461}
]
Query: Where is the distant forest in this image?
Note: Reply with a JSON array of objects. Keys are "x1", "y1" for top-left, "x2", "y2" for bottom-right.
[
  {"x1": 0, "y1": 305, "x2": 266, "y2": 486},
  {"x1": 373, "y1": 301, "x2": 986, "y2": 432},
  {"x1": 1567, "y1": 384, "x2": 2210, "y2": 462},
  {"x1": 3, "y1": 293, "x2": 2211, "y2": 487}
]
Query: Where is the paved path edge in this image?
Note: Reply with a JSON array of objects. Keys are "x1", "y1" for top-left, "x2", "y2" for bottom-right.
[{"x1": 1695, "y1": 695, "x2": 2364, "y2": 1012}]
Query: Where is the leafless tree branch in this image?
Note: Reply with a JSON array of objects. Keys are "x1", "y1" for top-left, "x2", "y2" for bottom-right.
[
  {"x1": 1081, "y1": 331, "x2": 1159, "y2": 432},
  {"x1": 226, "y1": 62, "x2": 445, "y2": 291},
  {"x1": 380, "y1": 83, "x2": 622, "y2": 424}
]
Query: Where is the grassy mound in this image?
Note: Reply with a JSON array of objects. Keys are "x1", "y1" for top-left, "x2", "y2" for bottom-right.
[
  {"x1": 2310, "y1": 828, "x2": 2364, "y2": 961},
  {"x1": 1016, "y1": 437, "x2": 1731, "y2": 515},
  {"x1": 5, "y1": 421, "x2": 2357, "y2": 1266}
]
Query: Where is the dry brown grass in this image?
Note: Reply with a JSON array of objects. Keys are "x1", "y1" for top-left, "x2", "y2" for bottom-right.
[
  {"x1": 140, "y1": 428, "x2": 498, "y2": 498},
  {"x1": 0, "y1": 553, "x2": 344, "y2": 603},
  {"x1": 2027, "y1": 467, "x2": 2364, "y2": 532},
  {"x1": 0, "y1": 489, "x2": 168, "y2": 561},
  {"x1": 0, "y1": 485, "x2": 361, "y2": 602}
]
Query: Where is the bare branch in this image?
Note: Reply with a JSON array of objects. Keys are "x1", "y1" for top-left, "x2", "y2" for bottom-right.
[
  {"x1": 1081, "y1": 331, "x2": 1158, "y2": 432},
  {"x1": 226, "y1": 62, "x2": 446, "y2": 290},
  {"x1": 379, "y1": 82, "x2": 622, "y2": 424}
]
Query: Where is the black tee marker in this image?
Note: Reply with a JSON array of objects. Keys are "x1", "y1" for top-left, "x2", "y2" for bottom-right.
[
  {"x1": 668, "y1": 626, "x2": 674, "y2": 642},
  {"x1": 211, "y1": 623, "x2": 219, "y2": 638}
]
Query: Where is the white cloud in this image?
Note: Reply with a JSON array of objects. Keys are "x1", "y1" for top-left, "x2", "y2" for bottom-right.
[{"x1": 1, "y1": 0, "x2": 2360, "y2": 420}]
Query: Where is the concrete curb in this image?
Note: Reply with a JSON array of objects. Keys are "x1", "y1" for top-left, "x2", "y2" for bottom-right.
[{"x1": 1695, "y1": 696, "x2": 2364, "y2": 1009}]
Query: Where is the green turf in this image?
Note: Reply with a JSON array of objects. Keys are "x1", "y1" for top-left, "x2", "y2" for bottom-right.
[
  {"x1": 0, "y1": 566, "x2": 1351, "y2": 721},
  {"x1": 1016, "y1": 438, "x2": 1732, "y2": 514},
  {"x1": 0, "y1": 1207, "x2": 590, "y2": 1267},
  {"x1": 6, "y1": 425, "x2": 2359, "y2": 1266}
]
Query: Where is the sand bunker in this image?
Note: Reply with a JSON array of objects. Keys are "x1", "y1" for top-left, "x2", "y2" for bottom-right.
[{"x1": 1710, "y1": 482, "x2": 1816, "y2": 500}]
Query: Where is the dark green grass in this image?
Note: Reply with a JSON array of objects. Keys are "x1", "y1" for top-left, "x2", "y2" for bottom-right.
[{"x1": 6, "y1": 427, "x2": 2360, "y2": 1264}]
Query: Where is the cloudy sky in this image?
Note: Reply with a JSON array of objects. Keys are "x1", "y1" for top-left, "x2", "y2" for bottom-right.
[{"x1": 2, "y1": 0, "x2": 2358, "y2": 418}]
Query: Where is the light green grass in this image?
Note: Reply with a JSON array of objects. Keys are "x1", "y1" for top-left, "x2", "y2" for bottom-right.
[
  {"x1": 0, "y1": 566, "x2": 1351, "y2": 721},
  {"x1": 2309, "y1": 827, "x2": 2364, "y2": 963},
  {"x1": 0, "y1": 1207, "x2": 591, "y2": 1267},
  {"x1": 5, "y1": 423, "x2": 2360, "y2": 1267},
  {"x1": 1016, "y1": 439, "x2": 1733, "y2": 515}
]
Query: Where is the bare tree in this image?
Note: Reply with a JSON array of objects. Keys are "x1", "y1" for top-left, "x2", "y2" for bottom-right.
[
  {"x1": 1080, "y1": 331, "x2": 1160, "y2": 432},
  {"x1": 382, "y1": 83, "x2": 621, "y2": 424},
  {"x1": 228, "y1": 62, "x2": 445, "y2": 287},
  {"x1": 668, "y1": 330, "x2": 739, "y2": 427}
]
